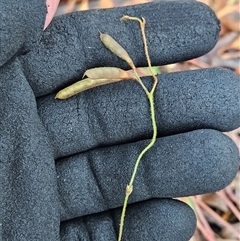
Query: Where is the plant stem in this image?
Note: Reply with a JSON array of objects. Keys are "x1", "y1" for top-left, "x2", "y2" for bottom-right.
[
  {"x1": 118, "y1": 16, "x2": 159, "y2": 241},
  {"x1": 118, "y1": 90, "x2": 157, "y2": 241}
]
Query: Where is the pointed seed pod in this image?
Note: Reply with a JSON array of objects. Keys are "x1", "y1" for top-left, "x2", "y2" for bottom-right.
[
  {"x1": 83, "y1": 67, "x2": 135, "y2": 80},
  {"x1": 100, "y1": 33, "x2": 135, "y2": 69},
  {"x1": 55, "y1": 77, "x2": 130, "y2": 99}
]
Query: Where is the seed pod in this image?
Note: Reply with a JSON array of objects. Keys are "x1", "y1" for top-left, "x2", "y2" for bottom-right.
[
  {"x1": 55, "y1": 78, "x2": 127, "y2": 99},
  {"x1": 83, "y1": 67, "x2": 135, "y2": 80},
  {"x1": 100, "y1": 33, "x2": 135, "y2": 69}
]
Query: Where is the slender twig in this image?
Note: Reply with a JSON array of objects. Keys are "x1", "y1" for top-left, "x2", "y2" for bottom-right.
[
  {"x1": 118, "y1": 16, "x2": 158, "y2": 241},
  {"x1": 225, "y1": 186, "x2": 240, "y2": 209},
  {"x1": 193, "y1": 196, "x2": 216, "y2": 241},
  {"x1": 121, "y1": 16, "x2": 158, "y2": 93},
  {"x1": 217, "y1": 190, "x2": 240, "y2": 221},
  {"x1": 196, "y1": 196, "x2": 240, "y2": 238}
]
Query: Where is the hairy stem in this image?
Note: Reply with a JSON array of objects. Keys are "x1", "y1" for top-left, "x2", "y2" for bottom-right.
[
  {"x1": 118, "y1": 16, "x2": 159, "y2": 241},
  {"x1": 118, "y1": 91, "x2": 157, "y2": 241}
]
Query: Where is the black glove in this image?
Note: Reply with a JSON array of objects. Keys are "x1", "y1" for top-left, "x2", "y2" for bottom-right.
[{"x1": 1, "y1": 1, "x2": 239, "y2": 240}]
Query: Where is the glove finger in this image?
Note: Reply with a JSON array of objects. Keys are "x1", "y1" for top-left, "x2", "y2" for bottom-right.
[
  {"x1": 37, "y1": 68, "x2": 240, "y2": 159},
  {"x1": 20, "y1": 1, "x2": 220, "y2": 96},
  {"x1": 0, "y1": 59, "x2": 60, "y2": 240},
  {"x1": 56, "y1": 129, "x2": 239, "y2": 221},
  {"x1": 60, "y1": 199, "x2": 196, "y2": 241},
  {"x1": 0, "y1": 0, "x2": 46, "y2": 66}
]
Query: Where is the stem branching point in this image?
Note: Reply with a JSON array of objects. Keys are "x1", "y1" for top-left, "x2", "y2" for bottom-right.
[{"x1": 117, "y1": 16, "x2": 158, "y2": 241}]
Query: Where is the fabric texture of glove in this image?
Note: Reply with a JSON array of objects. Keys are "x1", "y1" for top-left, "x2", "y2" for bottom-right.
[
  {"x1": 1, "y1": 1, "x2": 239, "y2": 241},
  {"x1": 0, "y1": 0, "x2": 46, "y2": 66}
]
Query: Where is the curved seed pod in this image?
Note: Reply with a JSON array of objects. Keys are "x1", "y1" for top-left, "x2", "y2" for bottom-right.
[
  {"x1": 55, "y1": 78, "x2": 128, "y2": 99},
  {"x1": 100, "y1": 33, "x2": 135, "y2": 69},
  {"x1": 83, "y1": 67, "x2": 135, "y2": 80}
]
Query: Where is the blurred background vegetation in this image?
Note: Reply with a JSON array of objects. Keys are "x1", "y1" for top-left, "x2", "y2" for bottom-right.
[{"x1": 56, "y1": 1, "x2": 240, "y2": 240}]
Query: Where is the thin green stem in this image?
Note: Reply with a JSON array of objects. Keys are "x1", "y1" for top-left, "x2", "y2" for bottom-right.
[
  {"x1": 118, "y1": 16, "x2": 158, "y2": 241},
  {"x1": 118, "y1": 92, "x2": 157, "y2": 241},
  {"x1": 118, "y1": 191, "x2": 131, "y2": 241},
  {"x1": 128, "y1": 94, "x2": 157, "y2": 186}
]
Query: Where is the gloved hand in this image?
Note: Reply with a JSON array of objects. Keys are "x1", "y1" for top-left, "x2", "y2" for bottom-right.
[{"x1": 1, "y1": 1, "x2": 240, "y2": 240}]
